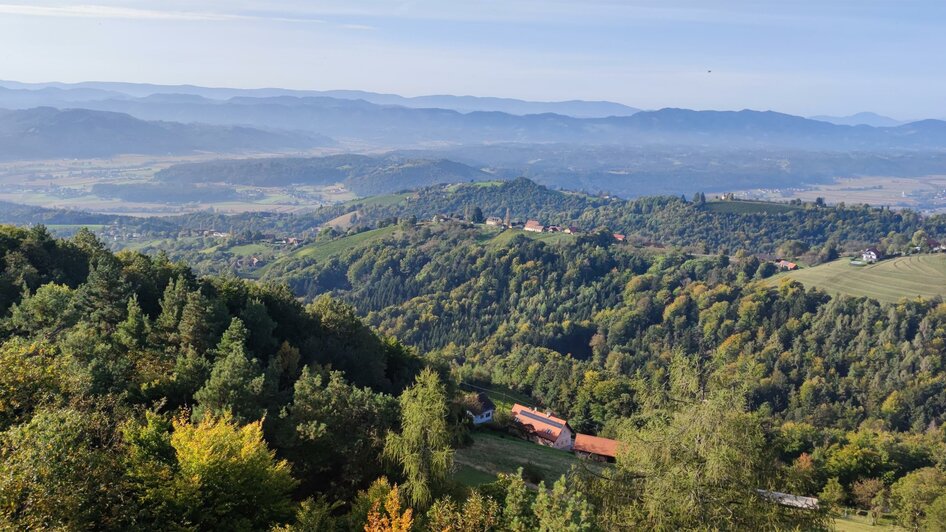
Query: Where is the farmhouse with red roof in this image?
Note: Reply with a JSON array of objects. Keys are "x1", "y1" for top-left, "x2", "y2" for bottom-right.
[
  {"x1": 573, "y1": 433, "x2": 621, "y2": 462},
  {"x1": 511, "y1": 404, "x2": 574, "y2": 450}
]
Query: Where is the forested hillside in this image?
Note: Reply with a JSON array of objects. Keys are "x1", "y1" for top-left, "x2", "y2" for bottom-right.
[
  {"x1": 3, "y1": 182, "x2": 946, "y2": 529},
  {"x1": 156, "y1": 154, "x2": 491, "y2": 196}
]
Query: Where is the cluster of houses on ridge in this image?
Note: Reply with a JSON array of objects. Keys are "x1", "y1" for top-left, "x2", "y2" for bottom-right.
[
  {"x1": 464, "y1": 393, "x2": 620, "y2": 462},
  {"x1": 432, "y1": 212, "x2": 628, "y2": 242},
  {"x1": 494, "y1": 217, "x2": 625, "y2": 243},
  {"x1": 479, "y1": 216, "x2": 583, "y2": 235}
]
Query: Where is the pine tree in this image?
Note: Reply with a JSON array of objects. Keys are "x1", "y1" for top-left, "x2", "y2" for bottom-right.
[
  {"x1": 240, "y1": 298, "x2": 277, "y2": 356},
  {"x1": 533, "y1": 476, "x2": 594, "y2": 532},
  {"x1": 471, "y1": 206, "x2": 484, "y2": 224},
  {"x1": 504, "y1": 207, "x2": 512, "y2": 227},
  {"x1": 193, "y1": 318, "x2": 265, "y2": 423},
  {"x1": 154, "y1": 277, "x2": 189, "y2": 345},
  {"x1": 177, "y1": 290, "x2": 214, "y2": 353},
  {"x1": 74, "y1": 254, "x2": 131, "y2": 330},
  {"x1": 503, "y1": 468, "x2": 536, "y2": 531},
  {"x1": 115, "y1": 295, "x2": 149, "y2": 350}
]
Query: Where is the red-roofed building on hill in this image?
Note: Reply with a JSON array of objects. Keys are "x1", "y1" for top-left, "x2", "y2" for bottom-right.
[
  {"x1": 573, "y1": 433, "x2": 620, "y2": 462},
  {"x1": 511, "y1": 404, "x2": 574, "y2": 450},
  {"x1": 524, "y1": 220, "x2": 544, "y2": 233}
]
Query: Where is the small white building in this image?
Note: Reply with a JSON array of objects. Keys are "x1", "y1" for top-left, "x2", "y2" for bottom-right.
[
  {"x1": 862, "y1": 247, "x2": 881, "y2": 263},
  {"x1": 466, "y1": 393, "x2": 496, "y2": 425}
]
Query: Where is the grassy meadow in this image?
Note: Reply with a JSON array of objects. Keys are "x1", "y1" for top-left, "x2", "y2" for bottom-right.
[
  {"x1": 768, "y1": 254, "x2": 946, "y2": 303},
  {"x1": 453, "y1": 432, "x2": 579, "y2": 487}
]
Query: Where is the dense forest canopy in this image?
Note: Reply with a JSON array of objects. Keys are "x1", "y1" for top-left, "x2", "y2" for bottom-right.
[{"x1": 2, "y1": 177, "x2": 946, "y2": 530}]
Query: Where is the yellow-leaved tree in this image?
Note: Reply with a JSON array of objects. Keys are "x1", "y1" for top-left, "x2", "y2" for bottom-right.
[{"x1": 365, "y1": 484, "x2": 413, "y2": 532}]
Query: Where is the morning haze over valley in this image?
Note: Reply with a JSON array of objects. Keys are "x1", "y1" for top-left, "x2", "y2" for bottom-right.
[{"x1": 1, "y1": 2, "x2": 946, "y2": 531}]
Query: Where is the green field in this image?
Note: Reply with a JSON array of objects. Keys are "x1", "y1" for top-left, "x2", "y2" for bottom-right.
[
  {"x1": 445, "y1": 180, "x2": 504, "y2": 192},
  {"x1": 834, "y1": 513, "x2": 899, "y2": 531},
  {"x1": 705, "y1": 200, "x2": 799, "y2": 214},
  {"x1": 453, "y1": 432, "x2": 580, "y2": 487},
  {"x1": 769, "y1": 254, "x2": 946, "y2": 303},
  {"x1": 256, "y1": 225, "x2": 401, "y2": 275},
  {"x1": 488, "y1": 228, "x2": 573, "y2": 247},
  {"x1": 341, "y1": 192, "x2": 411, "y2": 208}
]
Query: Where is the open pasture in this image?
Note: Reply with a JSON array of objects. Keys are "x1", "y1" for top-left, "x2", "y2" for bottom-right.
[{"x1": 769, "y1": 254, "x2": 946, "y2": 303}]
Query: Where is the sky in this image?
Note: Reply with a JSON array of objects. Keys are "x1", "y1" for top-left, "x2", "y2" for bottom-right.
[{"x1": 0, "y1": 0, "x2": 944, "y2": 118}]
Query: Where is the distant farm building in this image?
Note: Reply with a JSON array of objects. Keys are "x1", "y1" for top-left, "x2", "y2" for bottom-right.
[
  {"x1": 465, "y1": 393, "x2": 496, "y2": 425},
  {"x1": 546, "y1": 225, "x2": 563, "y2": 233},
  {"x1": 862, "y1": 247, "x2": 881, "y2": 263},
  {"x1": 564, "y1": 226, "x2": 580, "y2": 234},
  {"x1": 512, "y1": 404, "x2": 574, "y2": 450},
  {"x1": 485, "y1": 217, "x2": 503, "y2": 226},
  {"x1": 613, "y1": 233, "x2": 626, "y2": 242},
  {"x1": 524, "y1": 220, "x2": 545, "y2": 233},
  {"x1": 573, "y1": 433, "x2": 620, "y2": 462},
  {"x1": 775, "y1": 260, "x2": 798, "y2": 271}
]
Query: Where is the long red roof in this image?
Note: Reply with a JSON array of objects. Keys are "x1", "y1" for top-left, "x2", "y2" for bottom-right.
[
  {"x1": 512, "y1": 404, "x2": 568, "y2": 442},
  {"x1": 573, "y1": 433, "x2": 620, "y2": 458}
]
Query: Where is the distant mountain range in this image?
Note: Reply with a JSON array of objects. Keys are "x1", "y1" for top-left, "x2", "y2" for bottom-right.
[
  {"x1": 0, "y1": 107, "x2": 331, "y2": 160},
  {"x1": 809, "y1": 112, "x2": 904, "y2": 127},
  {"x1": 0, "y1": 80, "x2": 639, "y2": 118},
  {"x1": 2, "y1": 80, "x2": 946, "y2": 158}
]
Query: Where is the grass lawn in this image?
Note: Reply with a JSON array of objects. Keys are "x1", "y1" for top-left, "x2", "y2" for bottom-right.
[
  {"x1": 445, "y1": 180, "x2": 505, "y2": 192},
  {"x1": 226, "y1": 243, "x2": 269, "y2": 255},
  {"x1": 834, "y1": 513, "x2": 900, "y2": 531},
  {"x1": 453, "y1": 432, "x2": 581, "y2": 487},
  {"x1": 768, "y1": 254, "x2": 946, "y2": 304},
  {"x1": 453, "y1": 465, "x2": 498, "y2": 487},
  {"x1": 704, "y1": 200, "x2": 799, "y2": 214},
  {"x1": 488, "y1": 228, "x2": 573, "y2": 248},
  {"x1": 342, "y1": 193, "x2": 411, "y2": 208}
]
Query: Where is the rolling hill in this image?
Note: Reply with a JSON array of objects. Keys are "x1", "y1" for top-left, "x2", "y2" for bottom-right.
[
  {"x1": 155, "y1": 154, "x2": 492, "y2": 195},
  {"x1": 769, "y1": 254, "x2": 946, "y2": 303},
  {"x1": 0, "y1": 107, "x2": 331, "y2": 160}
]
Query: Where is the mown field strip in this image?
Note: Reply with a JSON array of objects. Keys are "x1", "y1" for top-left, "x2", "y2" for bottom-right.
[{"x1": 769, "y1": 254, "x2": 946, "y2": 303}]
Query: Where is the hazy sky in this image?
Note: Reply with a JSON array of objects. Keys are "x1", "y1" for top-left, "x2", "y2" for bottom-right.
[{"x1": 1, "y1": 0, "x2": 944, "y2": 118}]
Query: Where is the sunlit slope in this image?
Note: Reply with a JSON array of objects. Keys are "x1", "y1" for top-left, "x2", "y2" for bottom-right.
[{"x1": 769, "y1": 254, "x2": 946, "y2": 303}]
